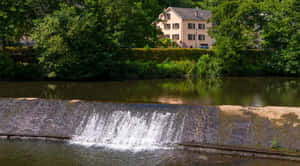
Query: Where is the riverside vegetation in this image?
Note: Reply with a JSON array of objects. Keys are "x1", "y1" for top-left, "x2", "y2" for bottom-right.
[{"x1": 0, "y1": 0, "x2": 299, "y2": 80}]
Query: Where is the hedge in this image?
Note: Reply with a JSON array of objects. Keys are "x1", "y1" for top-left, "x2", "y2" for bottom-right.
[
  {"x1": 1, "y1": 47, "x2": 266, "y2": 63},
  {"x1": 117, "y1": 48, "x2": 266, "y2": 62},
  {"x1": 118, "y1": 48, "x2": 216, "y2": 62}
]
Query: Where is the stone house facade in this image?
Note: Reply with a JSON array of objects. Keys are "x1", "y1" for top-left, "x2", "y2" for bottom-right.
[{"x1": 156, "y1": 7, "x2": 213, "y2": 48}]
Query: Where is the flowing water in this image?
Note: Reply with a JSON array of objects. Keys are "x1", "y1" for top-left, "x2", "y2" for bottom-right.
[{"x1": 71, "y1": 111, "x2": 185, "y2": 150}]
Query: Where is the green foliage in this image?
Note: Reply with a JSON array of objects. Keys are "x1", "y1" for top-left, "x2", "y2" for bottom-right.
[
  {"x1": 0, "y1": 47, "x2": 38, "y2": 63},
  {"x1": 0, "y1": 52, "x2": 43, "y2": 80},
  {"x1": 1, "y1": 47, "x2": 268, "y2": 79},
  {"x1": 192, "y1": 0, "x2": 224, "y2": 9},
  {"x1": 0, "y1": 0, "x2": 35, "y2": 49},
  {"x1": 0, "y1": 52, "x2": 15, "y2": 78},
  {"x1": 155, "y1": 38, "x2": 179, "y2": 48},
  {"x1": 157, "y1": 0, "x2": 193, "y2": 8},
  {"x1": 98, "y1": 60, "x2": 195, "y2": 79},
  {"x1": 120, "y1": 48, "x2": 215, "y2": 62},
  {"x1": 195, "y1": 54, "x2": 222, "y2": 77},
  {"x1": 31, "y1": 1, "x2": 162, "y2": 79},
  {"x1": 210, "y1": 0, "x2": 262, "y2": 74},
  {"x1": 211, "y1": 0, "x2": 299, "y2": 76},
  {"x1": 262, "y1": 0, "x2": 300, "y2": 76},
  {"x1": 271, "y1": 137, "x2": 280, "y2": 150},
  {"x1": 1, "y1": 0, "x2": 299, "y2": 80},
  {"x1": 156, "y1": 60, "x2": 195, "y2": 77}
]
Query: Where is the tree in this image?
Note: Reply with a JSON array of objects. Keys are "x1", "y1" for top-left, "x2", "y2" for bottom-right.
[
  {"x1": 210, "y1": 0, "x2": 262, "y2": 74},
  {"x1": 0, "y1": 0, "x2": 34, "y2": 50},
  {"x1": 210, "y1": 0, "x2": 299, "y2": 76},
  {"x1": 0, "y1": 0, "x2": 85, "y2": 51},
  {"x1": 262, "y1": 0, "x2": 300, "y2": 75},
  {"x1": 27, "y1": 0, "x2": 84, "y2": 16},
  {"x1": 31, "y1": 0, "x2": 161, "y2": 79},
  {"x1": 157, "y1": 0, "x2": 193, "y2": 8},
  {"x1": 192, "y1": 0, "x2": 224, "y2": 9}
]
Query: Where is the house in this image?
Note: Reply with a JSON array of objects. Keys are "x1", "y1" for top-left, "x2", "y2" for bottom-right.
[{"x1": 156, "y1": 7, "x2": 213, "y2": 48}]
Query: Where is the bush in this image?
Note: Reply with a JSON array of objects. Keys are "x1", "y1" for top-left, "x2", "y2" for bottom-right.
[
  {"x1": 195, "y1": 54, "x2": 223, "y2": 77},
  {"x1": 0, "y1": 47, "x2": 38, "y2": 63},
  {"x1": 0, "y1": 52, "x2": 16, "y2": 79},
  {"x1": 118, "y1": 48, "x2": 216, "y2": 62},
  {"x1": 265, "y1": 49, "x2": 300, "y2": 76},
  {"x1": 156, "y1": 60, "x2": 195, "y2": 77},
  {"x1": 0, "y1": 52, "x2": 44, "y2": 80},
  {"x1": 1, "y1": 47, "x2": 273, "y2": 80}
]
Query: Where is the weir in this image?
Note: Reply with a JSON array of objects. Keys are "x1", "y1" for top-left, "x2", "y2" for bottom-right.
[
  {"x1": 0, "y1": 98, "x2": 299, "y2": 159},
  {"x1": 71, "y1": 111, "x2": 185, "y2": 150}
]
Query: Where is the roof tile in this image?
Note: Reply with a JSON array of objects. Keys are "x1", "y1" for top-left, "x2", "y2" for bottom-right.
[{"x1": 170, "y1": 7, "x2": 211, "y2": 20}]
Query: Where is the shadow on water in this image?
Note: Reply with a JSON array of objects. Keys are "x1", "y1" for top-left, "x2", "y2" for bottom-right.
[
  {"x1": 0, "y1": 140, "x2": 299, "y2": 166},
  {"x1": 0, "y1": 77, "x2": 299, "y2": 106}
]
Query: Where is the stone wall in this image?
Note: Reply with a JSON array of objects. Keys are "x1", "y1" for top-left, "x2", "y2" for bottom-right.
[{"x1": 0, "y1": 98, "x2": 299, "y2": 153}]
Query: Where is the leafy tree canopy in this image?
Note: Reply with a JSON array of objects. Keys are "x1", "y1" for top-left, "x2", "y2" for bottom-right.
[
  {"x1": 0, "y1": 0, "x2": 34, "y2": 49},
  {"x1": 31, "y1": 0, "x2": 162, "y2": 78},
  {"x1": 210, "y1": 0, "x2": 299, "y2": 75}
]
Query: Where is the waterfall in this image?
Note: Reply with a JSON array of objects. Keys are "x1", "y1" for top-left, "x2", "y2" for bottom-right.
[{"x1": 70, "y1": 110, "x2": 185, "y2": 150}]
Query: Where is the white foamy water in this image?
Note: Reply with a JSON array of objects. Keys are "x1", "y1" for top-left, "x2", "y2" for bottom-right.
[{"x1": 70, "y1": 111, "x2": 185, "y2": 151}]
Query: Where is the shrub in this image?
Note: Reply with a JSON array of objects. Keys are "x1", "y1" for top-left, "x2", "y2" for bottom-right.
[
  {"x1": 118, "y1": 48, "x2": 216, "y2": 62},
  {"x1": 0, "y1": 52, "x2": 44, "y2": 80},
  {"x1": 0, "y1": 47, "x2": 38, "y2": 63},
  {"x1": 0, "y1": 52, "x2": 16, "y2": 79},
  {"x1": 195, "y1": 54, "x2": 223, "y2": 77}
]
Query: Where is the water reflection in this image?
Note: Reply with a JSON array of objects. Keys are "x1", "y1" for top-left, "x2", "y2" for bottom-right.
[
  {"x1": 0, "y1": 77, "x2": 299, "y2": 106},
  {"x1": 0, "y1": 140, "x2": 298, "y2": 166}
]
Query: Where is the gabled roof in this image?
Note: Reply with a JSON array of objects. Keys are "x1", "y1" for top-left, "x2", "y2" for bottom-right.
[{"x1": 168, "y1": 7, "x2": 211, "y2": 20}]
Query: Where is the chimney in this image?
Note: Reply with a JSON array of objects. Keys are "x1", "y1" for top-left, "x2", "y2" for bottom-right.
[{"x1": 195, "y1": 6, "x2": 200, "y2": 17}]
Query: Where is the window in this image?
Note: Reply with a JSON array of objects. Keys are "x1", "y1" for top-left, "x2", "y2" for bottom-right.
[
  {"x1": 164, "y1": 24, "x2": 171, "y2": 29},
  {"x1": 166, "y1": 13, "x2": 171, "y2": 20},
  {"x1": 172, "y1": 34, "x2": 179, "y2": 40},
  {"x1": 188, "y1": 23, "x2": 195, "y2": 29},
  {"x1": 198, "y1": 34, "x2": 205, "y2": 40},
  {"x1": 163, "y1": 34, "x2": 170, "y2": 38},
  {"x1": 188, "y1": 34, "x2": 195, "y2": 40},
  {"x1": 199, "y1": 24, "x2": 205, "y2": 30},
  {"x1": 172, "y1": 23, "x2": 180, "y2": 29}
]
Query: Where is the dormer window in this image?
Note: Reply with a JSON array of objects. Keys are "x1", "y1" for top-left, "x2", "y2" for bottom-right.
[{"x1": 166, "y1": 13, "x2": 171, "y2": 20}]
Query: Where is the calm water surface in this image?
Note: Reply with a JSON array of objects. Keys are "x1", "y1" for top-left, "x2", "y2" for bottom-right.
[
  {"x1": 0, "y1": 140, "x2": 299, "y2": 166},
  {"x1": 0, "y1": 77, "x2": 299, "y2": 106}
]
